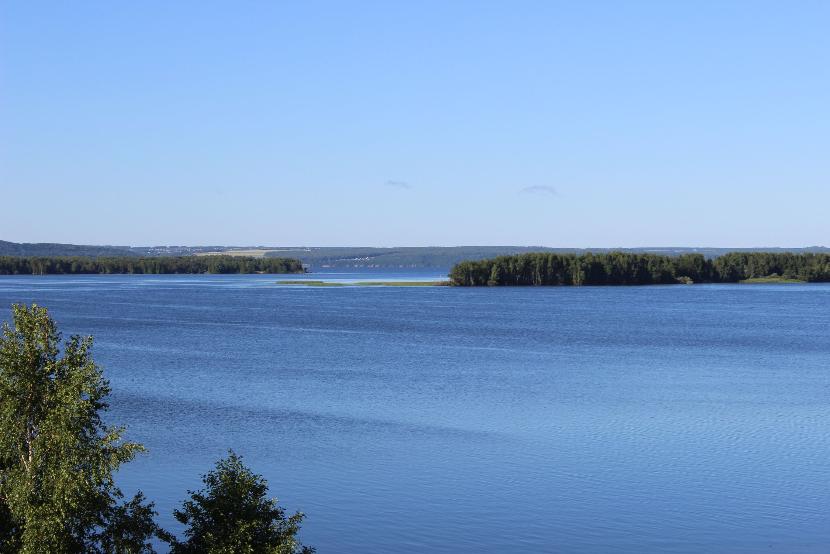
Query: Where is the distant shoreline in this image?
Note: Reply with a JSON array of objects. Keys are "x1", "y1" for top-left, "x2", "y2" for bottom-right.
[
  {"x1": 0, "y1": 255, "x2": 305, "y2": 276},
  {"x1": 3, "y1": 241, "x2": 829, "y2": 271}
]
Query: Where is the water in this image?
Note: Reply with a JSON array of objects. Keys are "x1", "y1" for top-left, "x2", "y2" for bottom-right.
[{"x1": 0, "y1": 274, "x2": 829, "y2": 553}]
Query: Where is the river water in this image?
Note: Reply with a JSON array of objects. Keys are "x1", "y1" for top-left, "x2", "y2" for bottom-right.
[{"x1": 0, "y1": 273, "x2": 828, "y2": 552}]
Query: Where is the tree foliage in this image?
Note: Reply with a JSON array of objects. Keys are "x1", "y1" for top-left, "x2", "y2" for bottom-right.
[
  {"x1": 0, "y1": 305, "x2": 315, "y2": 553},
  {"x1": 449, "y1": 251, "x2": 830, "y2": 286},
  {"x1": 0, "y1": 256, "x2": 304, "y2": 276},
  {"x1": 169, "y1": 452, "x2": 313, "y2": 554},
  {"x1": 0, "y1": 304, "x2": 163, "y2": 553}
]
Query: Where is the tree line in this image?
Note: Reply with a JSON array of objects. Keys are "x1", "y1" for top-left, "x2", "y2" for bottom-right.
[
  {"x1": 449, "y1": 251, "x2": 830, "y2": 286},
  {"x1": 0, "y1": 304, "x2": 313, "y2": 553},
  {"x1": 0, "y1": 256, "x2": 305, "y2": 276}
]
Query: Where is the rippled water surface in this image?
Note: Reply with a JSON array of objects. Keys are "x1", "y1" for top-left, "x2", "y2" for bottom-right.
[{"x1": 1, "y1": 274, "x2": 829, "y2": 552}]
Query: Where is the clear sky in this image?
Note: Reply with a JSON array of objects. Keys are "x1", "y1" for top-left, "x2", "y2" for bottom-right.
[{"x1": 1, "y1": 1, "x2": 828, "y2": 247}]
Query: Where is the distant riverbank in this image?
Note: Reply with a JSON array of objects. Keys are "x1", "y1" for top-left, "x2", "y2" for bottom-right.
[{"x1": 0, "y1": 255, "x2": 305, "y2": 275}]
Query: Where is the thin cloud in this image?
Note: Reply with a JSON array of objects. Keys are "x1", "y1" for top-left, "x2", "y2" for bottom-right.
[
  {"x1": 384, "y1": 180, "x2": 412, "y2": 190},
  {"x1": 518, "y1": 185, "x2": 558, "y2": 196}
]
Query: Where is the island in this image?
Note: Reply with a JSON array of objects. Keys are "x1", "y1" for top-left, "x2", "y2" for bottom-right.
[{"x1": 448, "y1": 252, "x2": 830, "y2": 286}]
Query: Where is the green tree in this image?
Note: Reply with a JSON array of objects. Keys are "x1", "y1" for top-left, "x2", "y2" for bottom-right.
[
  {"x1": 170, "y1": 451, "x2": 313, "y2": 554},
  {"x1": 487, "y1": 263, "x2": 503, "y2": 286},
  {"x1": 0, "y1": 304, "x2": 162, "y2": 553}
]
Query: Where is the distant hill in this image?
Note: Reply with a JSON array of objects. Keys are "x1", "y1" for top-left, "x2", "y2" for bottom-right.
[
  {"x1": 1, "y1": 241, "x2": 828, "y2": 270},
  {"x1": 262, "y1": 246, "x2": 830, "y2": 270},
  {"x1": 0, "y1": 240, "x2": 137, "y2": 257},
  {"x1": 0, "y1": 241, "x2": 230, "y2": 258}
]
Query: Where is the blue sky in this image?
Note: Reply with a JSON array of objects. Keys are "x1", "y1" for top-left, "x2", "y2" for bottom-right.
[{"x1": 1, "y1": 1, "x2": 828, "y2": 247}]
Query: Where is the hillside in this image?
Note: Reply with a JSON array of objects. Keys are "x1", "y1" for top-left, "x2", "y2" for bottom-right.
[
  {"x1": 0, "y1": 241, "x2": 230, "y2": 258},
  {"x1": 263, "y1": 246, "x2": 830, "y2": 270}
]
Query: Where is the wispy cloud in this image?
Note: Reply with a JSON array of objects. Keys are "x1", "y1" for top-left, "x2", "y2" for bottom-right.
[
  {"x1": 518, "y1": 185, "x2": 557, "y2": 196},
  {"x1": 384, "y1": 180, "x2": 412, "y2": 190}
]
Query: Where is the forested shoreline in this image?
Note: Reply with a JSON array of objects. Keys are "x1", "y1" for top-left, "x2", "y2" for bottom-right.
[
  {"x1": 0, "y1": 255, "x2": 305, "y2": 275},
  {"x1": 449, "y1": 252, "x2": 830, "y2": 286}
]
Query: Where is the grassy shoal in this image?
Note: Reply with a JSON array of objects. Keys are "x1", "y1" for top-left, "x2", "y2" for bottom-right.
[
  {"x1": 276, "y1": 280, "x2": 449, "y2": 287},
  {"x1": 739, "y1": 276, "x2": 806, "y2": 284}
]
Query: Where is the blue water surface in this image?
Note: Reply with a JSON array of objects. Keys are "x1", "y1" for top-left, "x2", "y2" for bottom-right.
[{"x1": 0, "y1": 273, "x2": 828, "y2": 553}]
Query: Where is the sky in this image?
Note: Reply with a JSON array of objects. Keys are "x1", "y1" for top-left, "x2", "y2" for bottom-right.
[{"x1": 1, "y1": 1, "x2": 828, "y2": 247}]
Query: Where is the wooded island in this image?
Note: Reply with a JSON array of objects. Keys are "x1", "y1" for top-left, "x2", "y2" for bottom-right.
[{"x1": 449, "y1": 252, "x2": 830, "y2": 286}]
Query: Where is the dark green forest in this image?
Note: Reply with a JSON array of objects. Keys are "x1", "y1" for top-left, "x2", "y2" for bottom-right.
[
  {"x1": 0, "y1": 256, "x2": 305, "y2": 275},
  {"x1": 449, "y1": 252, "x2": 830, "y2": 286}
]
